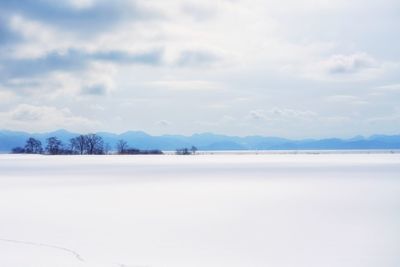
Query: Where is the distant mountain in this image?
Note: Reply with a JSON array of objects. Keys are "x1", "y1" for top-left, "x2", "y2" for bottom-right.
[{"x1": 0, "y1": 129, "x2": 400, "y2": 152}]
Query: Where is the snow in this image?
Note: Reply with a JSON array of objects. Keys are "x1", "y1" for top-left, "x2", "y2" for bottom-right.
[{"x1": 0, "y1": 154, "x2": 399, "y2": 267}]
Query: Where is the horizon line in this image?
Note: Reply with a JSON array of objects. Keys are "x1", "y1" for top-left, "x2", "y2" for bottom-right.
[{"x1": 1, "y1": 128, "x2": 399, "y2": 141}]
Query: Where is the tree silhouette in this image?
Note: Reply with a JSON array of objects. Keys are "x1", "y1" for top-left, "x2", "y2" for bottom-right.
[
  {"x1": 176, "y1": 146, "x2": 198, "y2": 155},
  {"x1": 24, "y1": 137, "x2": 43, "y2": 154},
  {"x1": 46, "y1": 137, "x2": 63, "y2": 155},
  {"x1": 70, "y1": 135, "x2": 87, "y2": 155},
  {"x1": 116, "y1": 139, "x2": 128, "y2": 154},
  {"x1": 84, "y1": 133, "x2": 104, "y2": 155},
  {"x1": 176, "y1": 147, "x2": 190, "y2": 155}
]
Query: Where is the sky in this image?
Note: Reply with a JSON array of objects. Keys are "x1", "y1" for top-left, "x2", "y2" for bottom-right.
[{"x1": 0, "y1": 0, "x2": 399, "y2": 138}]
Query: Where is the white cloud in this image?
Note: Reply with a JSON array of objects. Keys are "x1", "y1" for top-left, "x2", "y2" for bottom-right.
[
  {"x1": 248, "y1": 108, "x2": 317, "y2": 122},
  {"x1": 1, "y1": 61, "x2": 117, "y2": 100},
  {"x1": 0, "y1": 104, "x2": 100, "y2": 132},
  {"x1": 8, "y1": 15, "x2": 72, "y2": 59},
  {"x1": 0, "y1": 90, "x2": 16, "y2": 103},
  {"x1": 79, "y1": 62, "x2": 117, "y2": 95},
  {"x1": 325, "y1": 95, "x2": 369, "y2": 106},
  {"x1": 297, "y1": 53, "x2": 386, "y2": 81},
  {"x1": 376, "y1": 83, "x2": 400, "y2": 92},
  {"x1": 146, "y1": 80, "x2": 222, "y2": 91},
  {"x1": 181, "y1": 2, "x2": 218, "y2": 21}
]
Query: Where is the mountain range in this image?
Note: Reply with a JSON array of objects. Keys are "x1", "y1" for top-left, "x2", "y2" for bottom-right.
[{"x1": 1, "y1": 129, "x2": 400, "y2": 152}]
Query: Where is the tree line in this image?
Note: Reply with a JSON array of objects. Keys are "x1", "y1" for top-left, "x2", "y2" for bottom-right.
[
  {"x1": 115, "y1": 139, "x2": 162, "y2": 155},
  {"x1": 176, "y1": 146, "x2": 198, "y2": 155},
  {"x1": 11, "y1": 134, "x2": 163, "y2": 155}
]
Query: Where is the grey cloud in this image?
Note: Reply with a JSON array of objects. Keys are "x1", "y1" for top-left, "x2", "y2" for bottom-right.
[
  {"x1": 326, "y1": 53, "x2": 376, "y2": 74},
  {"x1": 93, "y1": 50, "x2": 164, "y2": 65},
  {"x1": 2, "y1": 79, "x2": 42, "y2": 91},
  {"x1": 0, "y1": 51, "x2": 86, "y2": 79},
  {"x1": 81, "y1": 84, "x2": 108, "y2": 96},
  {"x1": 249, "y1": 110, "x2": 265, "y2": 120},
  {"x1": 0, "y1": 49, "x2": 163, "y2": 79},
  {"x1": 156, "y1": 120, "x2": 171, "y2": 127}
]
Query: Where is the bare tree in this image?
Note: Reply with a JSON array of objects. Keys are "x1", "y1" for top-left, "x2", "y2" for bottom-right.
[
  {"x1": 116, "y1": 139, "x2": 128, "y2": 154},
  {"x1": 70, "y1": 135, "x2": 86, "y2": 155},
  {"x1": 24, "y1": 137, "x2": 43, "y2": 154},
  {"x1": 46, "y1": 137, "x2": 63, "y2": 155},
  {"x1": 176, "y1": 147, "x2": 190, "y2": 155},
  {"x1": 85, "y1": 133, "x2": 104, "y2": 155},
  {"x1": 69, "y1": 134, "x2": 104, "y2": 154}
]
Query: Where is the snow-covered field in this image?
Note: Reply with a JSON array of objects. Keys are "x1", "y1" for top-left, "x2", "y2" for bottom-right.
[{"x1": 0, "y1": 154, "x2": 399, "y2": 267}]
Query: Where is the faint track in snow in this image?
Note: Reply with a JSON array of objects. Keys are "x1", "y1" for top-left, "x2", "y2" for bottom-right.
[
  {"x1": 0, "y1": 238, "x2": 149, "y2": 267},
  {"x1": 0, "y1": 238, "x2": 85, "y2": 262}
]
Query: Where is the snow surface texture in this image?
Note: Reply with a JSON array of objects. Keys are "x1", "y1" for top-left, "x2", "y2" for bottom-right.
[{"x1": 0, "y1": 154, "x2": 399, "y2": 267}]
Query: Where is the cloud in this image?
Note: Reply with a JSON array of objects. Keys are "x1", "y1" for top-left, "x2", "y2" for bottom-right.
[
  {"x1": 325, "y1": 95, "x2": 369, "y2": 105},
  {"x1": 248, "y1": 108, "x2": 317, "y2": 121},
  {"x1": 268, "y1": 108, "x2": 317, "y2": 120},
  {"x1": 297, "y1": 52, "x2": 385, "y2": 81},
  {"x1": 9, "y1": 104, "x2": 70, "y2": 121},
  {"x1": 147, "y1": 80, "x2": 222, "y2": 91},
  {"x1": 0, "y1": 0, "x2": 399, "y2": 136},
  {"x1": 81, "y1": 84, "x2": 108, "y2": 95},
  {"x1": 248, "y1": 110, "x2": 265, "y2": 120},
  {"x1": 0, "y1": 0, "x2": 161, "y2": 35},
  {"x1": 176, "y1": 50, "x2": 220, "y2": 67},
  {"x1": 376, "y1": 83, "x2": 400, "y2": 92},
  {"x1": 0, "y1": 90, "x2": 15, "y2": 103},
  {"x1": 156, "y1": 120, "x2": 171, "y2": 127},
  {"x1": 324, "y1": 53, "x2": 376, "y2": 75},
  {"x1": 181, "y1": 3, "x2": 218, "y2": 21},
  {"x1": 0, "y1": 61, "x2": 117, "y2": 99},
  {"x1": 0, "y1": 49, "x2": 163, "y2": 79},
  {"x1": 93, "y1": 49, "x2": 164, "y2": 64},
  {"x1": 0, "y1": 104, "x2": 100, "y2": 131}
]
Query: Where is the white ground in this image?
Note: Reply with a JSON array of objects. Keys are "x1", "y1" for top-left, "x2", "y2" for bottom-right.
[{"x1": 0, "y1": 154, "x2": 399, "y2": 267}]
